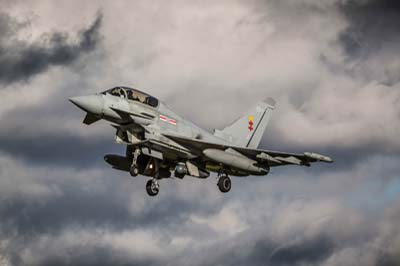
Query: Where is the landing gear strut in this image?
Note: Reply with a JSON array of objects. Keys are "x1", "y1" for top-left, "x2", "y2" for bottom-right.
[
  {"x1": 146, "y1": 178, "x2": 159, "y2": 196},
  {"x1": 130, "y1": 148, "x2": 141, "y2": 177},
  {"x1": 217, "y1": 174, "x2": 231, "y2": 193}
]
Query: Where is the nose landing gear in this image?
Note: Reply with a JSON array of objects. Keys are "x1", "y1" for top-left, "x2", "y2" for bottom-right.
[
  {"x1": 130, "y1": 166, "x2": 139, "y2": 177},
  {"x1": 130, "y1": 148, "x2": 141, "y2": 177}
]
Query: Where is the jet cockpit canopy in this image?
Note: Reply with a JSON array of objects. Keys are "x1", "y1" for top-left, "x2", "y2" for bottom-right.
[{"x1": 102, "y1": 86, "x2": 159, "y2": 108}]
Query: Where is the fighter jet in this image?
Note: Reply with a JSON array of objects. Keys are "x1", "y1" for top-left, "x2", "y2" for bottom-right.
[{"x1": 69, "y1": 86, "x2": 332, "y2": 196}]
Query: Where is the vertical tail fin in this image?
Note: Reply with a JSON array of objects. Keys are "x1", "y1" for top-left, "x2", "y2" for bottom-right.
[{"x1": 214, "y1": 98, "x2": 276, "y2": 148}]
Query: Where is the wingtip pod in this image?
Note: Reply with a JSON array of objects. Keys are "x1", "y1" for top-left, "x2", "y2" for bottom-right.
[{"x1": 304, "y1": 152, "x2": 333, "y2": 163}]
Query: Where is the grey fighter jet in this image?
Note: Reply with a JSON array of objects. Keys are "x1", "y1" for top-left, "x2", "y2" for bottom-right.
[{"x1": 70, "y1": 86, "x2": 333, "y2": 196}]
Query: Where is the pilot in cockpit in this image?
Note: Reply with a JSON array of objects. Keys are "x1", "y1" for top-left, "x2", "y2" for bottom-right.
[
  {"x1": 102, "y1": 87, "x2": 159, "y2": 108},
  {"x1": 127, "y1": 90, "x2": 139, "y2": 101},
  {"x1": 119, "y1": 88, "x2": 126, "y2": 98}
]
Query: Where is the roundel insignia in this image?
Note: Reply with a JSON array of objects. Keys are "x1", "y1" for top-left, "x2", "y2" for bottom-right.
[{"x1": 248, "y1": 115, "x2": 254, "y2": 131}]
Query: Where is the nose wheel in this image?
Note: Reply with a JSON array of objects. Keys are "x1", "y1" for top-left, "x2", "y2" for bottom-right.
[
  {"x1": 146, "y1": 179, "x2": 159, "y2": 196},
  {"x1": 130, "y1": 166, "x2": 139, "y2": 176},
  {"x1": 217, "y1": 175, "x2": 231, "y2": 193}
]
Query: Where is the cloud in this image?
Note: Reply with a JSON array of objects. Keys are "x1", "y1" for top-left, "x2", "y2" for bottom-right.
[
  {"x1": 1, "y1": 149, "x2": 399, "y2": 265},
  {"x1": 338, "y1": 0, "x2": 400, "y2": 85},
  {"x1": 0, "y1": 11, "x2": 102, "y2": 85},
  {"x1": 0, "y1": 1, "x2": 399, "y2": 266},
  {"x1": 339, "y1": 0, "x2": 400, "y2": 56}
]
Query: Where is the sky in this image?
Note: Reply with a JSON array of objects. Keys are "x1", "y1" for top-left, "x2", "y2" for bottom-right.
[{"x1": 0, "y1": 0, "x2": 399, "y2": 265}]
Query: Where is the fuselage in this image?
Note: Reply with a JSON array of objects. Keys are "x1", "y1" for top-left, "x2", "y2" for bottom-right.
[
  {"x1": 69, "y1": 87, "x2": 230, "y2": 161},
  {"x1": 101, "y1": 93, "x2": 226, "y2": 143}
]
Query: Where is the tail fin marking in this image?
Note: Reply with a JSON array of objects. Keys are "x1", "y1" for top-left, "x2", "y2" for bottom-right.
[{"x1": 214, "y1": 97, "x2": 276, "y2": 149}]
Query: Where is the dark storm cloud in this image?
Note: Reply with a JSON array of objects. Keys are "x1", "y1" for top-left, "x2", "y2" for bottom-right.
[
  {"x1": 28, "y1": 247, "x2": 135, "y2": 266},
  {"x1": 261, "y1": 132, "x2": 400, "y2": 172},
  {"x1": 338, "y1": 0, "x2": 400, "y2": 86},
  {"x1": 1, "y1": 1, "x2": 400, "y2": 266},
  {"x1": 0, "y1": 96, "x2": 116, "y2": 168},
  {"x1": 268, "y1": 235, "x2": 334, "y2": 265},
  {"x1": 339, "y1": 0, "x2": 400, "y2": 58},
  {"x1": 5, "y1": 236, "x2": 155, "y2": 266},
  {"x1": 217, "y1": 234, "x2": 335, "y2": 266},
  {"x1": 0, "y1": 11, "x2": 102, "y2": 85},
  {"x1": 170, "y1": 204, "x2": 399, "y2": 266},
  {"x1": 0, "y1": 180, "x2": 216, "y2": 236},
  {"x1": 0, "y1": 135, "x2": 114, "y2": 167},
  {"x1": 0, "y1": 154, "x2": 222, "y2": 241},
  {"x1": 0, "y1": 181, "x2": 132, "y2": 236},
  {"x1": 0, "y1": 169, "x2": 223, "y2": 265},
  {"x1": 1, "y1": 160, "x2": 399, "y2": 265}
]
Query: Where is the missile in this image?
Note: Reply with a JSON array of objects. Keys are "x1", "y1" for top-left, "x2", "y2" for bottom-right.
[
  {"x1": 203, "y1": 148, "x2": 268, "y2": 175},
  {"x1": 304, "y1": 152, "x2": 333, "y2": 163}
]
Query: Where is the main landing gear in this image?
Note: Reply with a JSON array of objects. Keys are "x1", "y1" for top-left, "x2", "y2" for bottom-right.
[
  {"x1": 217, "y1": 173, "x2": 231, "y2": 193},
  {"x1": 146, "y1": 158, "x2": 160, "y2": 196},
  {"x1": 146, "y1": 178, "x2": 159, "y2": 196}
]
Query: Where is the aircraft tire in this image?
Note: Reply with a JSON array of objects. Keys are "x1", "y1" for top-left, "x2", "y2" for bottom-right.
[
  {"x1": 146, "y1": 179, "x2": 159, "y2": 196},
  {"x1": 130, "y1": 166, "x2": 139, "y2": 177},
  {"x1": 217, "y1": 175, "x2": 231, "y2": 193}
]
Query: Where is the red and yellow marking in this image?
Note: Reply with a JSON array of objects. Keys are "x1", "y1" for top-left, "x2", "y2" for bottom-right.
[{"x1": 248, "y1": 115, "x2": 254, "y2": 131}]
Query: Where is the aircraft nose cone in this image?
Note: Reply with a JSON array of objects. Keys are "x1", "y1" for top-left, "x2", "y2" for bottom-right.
[{"x1": 69, "y1": 95, "x2": 103, "y2": 114}]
